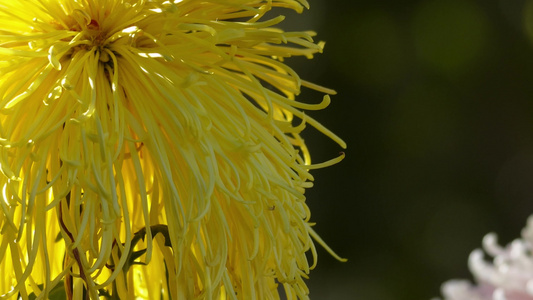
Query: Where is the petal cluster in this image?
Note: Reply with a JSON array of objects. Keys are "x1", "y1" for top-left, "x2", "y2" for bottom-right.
[
  {"x1": 440, "y1": 216, "x2": 533, "y2": 300},
  {"x1": 0, "y1": 0, "x2": 345, "y2": 299}
]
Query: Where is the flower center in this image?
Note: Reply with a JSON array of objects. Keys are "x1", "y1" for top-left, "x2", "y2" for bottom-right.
[
  {"x1": 84, "y1": 19, "x2": 113, "y2": 63},
  {"x1": 56, "y1": 10, "x2": 113, "y2": 64},
  {"x1": 86, "y1": 19, "x2": 107, "y2": 47}
]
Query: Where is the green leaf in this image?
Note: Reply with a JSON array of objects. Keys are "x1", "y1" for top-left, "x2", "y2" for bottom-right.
[{"x1": 26, "y1": 281, "x2": 66, "y2": 300}]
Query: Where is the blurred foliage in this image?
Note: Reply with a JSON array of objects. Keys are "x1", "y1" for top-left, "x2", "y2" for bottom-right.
[
  {"x1": 413, "y1": 0, "x2": 489, "y2": 75},
  {"x1": 279, "y1": 0, "x2": 533, "y2": 299}
]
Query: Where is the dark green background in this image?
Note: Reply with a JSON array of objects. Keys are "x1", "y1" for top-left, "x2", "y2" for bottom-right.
[{"x1": 281, "y1": 0, "x2": 533, "y2": 299}]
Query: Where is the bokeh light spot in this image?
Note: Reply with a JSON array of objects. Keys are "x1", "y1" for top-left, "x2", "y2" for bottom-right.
[
  {"x1": 413, "y1": 0, "x2": 489, "y2": 75},
  {"x1": 523, "y1": 0, "x2": 533, "y2": 46}
]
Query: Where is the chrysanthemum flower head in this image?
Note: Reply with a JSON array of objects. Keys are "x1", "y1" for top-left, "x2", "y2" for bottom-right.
[
  {"x1": 0, "y1": 0, "x2": 345, "y2": 299},
  {"x1": 439, "y1": 216, "x2": 533, "y2": 300}
]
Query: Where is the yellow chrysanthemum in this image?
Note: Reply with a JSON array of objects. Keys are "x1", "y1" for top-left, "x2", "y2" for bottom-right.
[{"x1": 0, "y1": 0, "x2": 346, "y2": 299}]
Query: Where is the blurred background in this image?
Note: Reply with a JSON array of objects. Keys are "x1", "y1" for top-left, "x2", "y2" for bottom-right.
[{"x1": 280, "y1": 0, "x2": 533, "y2": 299}]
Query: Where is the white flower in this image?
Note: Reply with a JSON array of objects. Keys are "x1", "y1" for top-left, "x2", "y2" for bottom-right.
[{"x1": 440, "y1": 216, "x2": 533, "y2": 300}]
